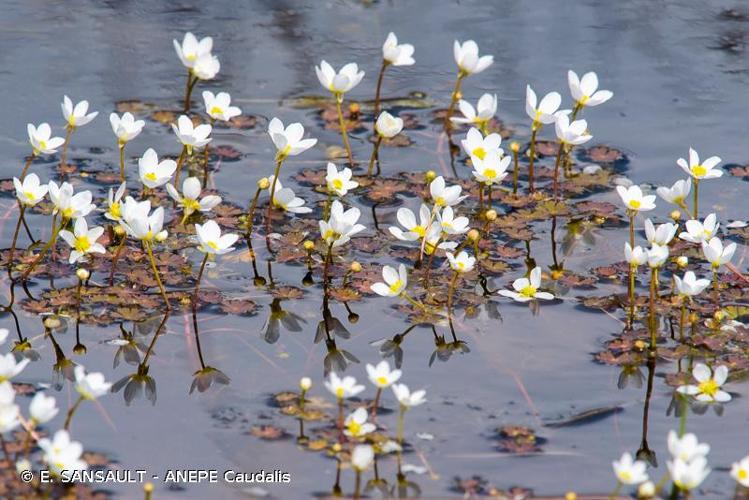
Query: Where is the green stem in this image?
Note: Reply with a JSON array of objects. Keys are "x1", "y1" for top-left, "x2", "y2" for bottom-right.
[
  {"x1": 608, "y1": 481, "x2": 621, "y2": 500},
  {"x1": 373, "y1": 60, "x2": 388, "y2": 118},
  {"x1": 447, "y1": 271, "x2": 459, "y2": 317},
  {"x1": 692, "y1": 179, "x2": 699, "y2": 219},
  {"x1": 110, "y1": 234, "x2": 126, "y2": 285},
  {"x1": 354, "y1": 471, "x2": 361, "y2": 500},
  {"x1": 628, "y1": 265, "x2": 636, "y2": 329},
  {"x1": 119, "y1": 142, "x2": 126, "y2": 182},
  {"x1": 63, "y1": 395, "x2": 85, "y2": 431},
  {"x1": 368, "y1": 135, "x2": 383, "y2": 176},
  {"x1": 401, "y1": 292, "x2": 427, "y2": 311},
  {"x1": 144, "y1": 241, "x2": 170, "y2": 310},
  {"x1": 21, "y1": 218, "x2": 62, "y2": 280},
  {"x1": 203, "y1": 118, "x2": 214, "y2": 188},
  {"x1": 512, "y1": 148, "x2": 519, "y2": 195},
  {"x1": 552, "y1": 143, "x2": 565, "y2": 199},
  {"x1": 173, "y1": 146, "x2": 188, "y2": 187},
  {"x1": 7, "y1": 204, "x2": 26, "y2": 274},
  {"x1": 192, "y1": 254, "x2": 209, "y2": 306},
  {"x1": 245, "y1": 188, "x2": 262, "y2": 236},
  {"x1": 59, "y1": 126, "x2": 73, "y2": 171},
  {"x1": 335, "y1": 93, "x2": 354, "y2": 167},
  {"x1": 528, "y1": 128, "x2": 539, "y2": 193},
  {"x1": 396, "y1": 405, "x2": 406, "y2": 445},
  {"x1": 265, "y1": 156, "x2": 285, "y2": 237},
  {"x1": 19, "y1": 153, "x2": 35, "y2": 181},
  {"x1": 183, "y1": 72, "x2": 198, "y2": 113},
  {"x1": 371, "y1": 387, "x2": 382, "y2": 420},
  {"x1": 649, "y1": 267, "x2": 658, "y2": 348},
  {"x1": 444, "y1": 71, "x2": 466, "y2": 131}
]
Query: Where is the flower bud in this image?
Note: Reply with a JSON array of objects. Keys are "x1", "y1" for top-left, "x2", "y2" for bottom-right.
[
  {"x1": 257, "y1": 177, "x2": 270, "y2": 190},
  {"x1": 154, "y1": 231, "x2": 168, "y2": 243},
  {"x1": 299, "y1": 377, "x2": 312, "y2": 391},
  {"x1": 676, "y1": 256, "x2": 688, "y2": 268},
  {"x1": 43, "y1": 317, "x2": 61, "y2": 330},
  {"x1": 510, "y1": 141, "x2": 521, "y2": 153},
  {"x1": 670, "y1": 210, "x2": 681, "y2": 222},
  {"x1": 253, "y1": 276, "x2": 267, "y2": 287},
  {"x1": 565, "y1": 493, "x2": 578, "y2": 500},
  {"x1": 303, "y1": 240, "x2": 315, "y2": 252},
  {"x1": 350, "y1": 261, "x2": 362, "y2": 273},
  {"x1": 425, "y1": 170, "x2": 437, "y2": 183},
  {"x1": 467, "y1": 229, "x2": 480, "y2": 241},
  {"x1": 348, "y1": 102, "x2": 360, "y2": 115},
  {"x1": 485, "y1": 209, "x2": 498, "y2": 221},
  {"x1": 637, "y1": 481, "x2": 655, "y2": 499},
  {"x1": 114, "y1": 225, "x2": 126, "y2": 237},
  {"x1": 76, "y1": 268, "x2": 90, "y2": 281}
]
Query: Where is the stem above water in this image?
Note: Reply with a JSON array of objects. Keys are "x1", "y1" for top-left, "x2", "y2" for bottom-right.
[
  {"x1": 373, "y1": 60, "x2": 389, "y2": 118},
  {"x1": 335, "y1": 93, "x2": 354, "y2": 167}
]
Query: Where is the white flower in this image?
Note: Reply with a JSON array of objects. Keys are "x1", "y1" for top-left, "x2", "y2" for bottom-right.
[
  {"x1": 192, "y1": 53, "x2": 220, "y2": 80},
  {"x1": 674, "y1": 271, "x2": 710, "y2": 297},
  {"x1": 38, "y1": 430, "x2": 87, "y2": 477},
  {"x1": 677, "y1": 363, "x2": 731, "y2": 403},
  {"x1": 499, "y1": 267, "x2": 554, "y2": 302},
  {"x1": 74, "y1": 366, "x2": 112, "y2": 400},
  {"x1": 138, "y1": 148, "x2": 177, "y2": 188},
  {"x1": 423, "y1": 224, "x2": 457, "y2": 255},
  {"x1": 679, "y1": 213, "x2": 719, "y2": 244},
  {"x1": 172, "y1": 115, "x2": 212, "y2": 153},
  {"x1": 461, "y1": 127, "x2": 502, "y2": 160},
  {"x1": 644, "y1": 219, "x2": 677, "y2": 246},
  {"x1": 202, "y1": 91, "x2": 241, "y2": 122},
  {"x1": 119, "y1": 196, "x2": 167, "y2": 243},
  {"x1": 29, "y1": 392, "x2": 59, "y2": 425},
  {"x1": 392, "y1": 383, "x2": 426, "y2": 408},
  {"x1": 471, "y1": 150, "x2": 511, "y2": 185},
  {"x1": 344, "y1": 408, "x2": 376, "y2": 438},
  {"x1": 438, "y1": 206, "x2": 469, "y2": 235},
  {"x1": 568, "y1": 70, "x2": 613, "y2": 108},
  {"x1": 389, "y1": 205, "x2": 432, "y2": 241},
  {"x1": 701, "y1": 237, "x2": 736, "y2": 268},
  {"x1": 430, "y1": 176, "x2": 467, "y2": 207},
  {"x1": 382, "y1": 32, "x2": 415, "y2": 66},
  {"x1": 375, "y1": 111, "x2": 404, "y2": 138},
  {"x1": 616, "y1": 185, "x2": 656, "y2": 212},
  {"x1": 109, "y1": 112, "x2": 145, "y2": 145},
  {"x1": 450, "y1": 93, "x2": 498, "y2": 126},
  {"x1": 668, "y1": 457, "x2": 710, "y2": 491},
  {"x1": 667, "y1": 430, "x2": 710, "y2": 463},
  {"x1": 195, "y1": 220, "x2": 238, "y2": 255},
  {"x1": 612, "y1": 452, "x2": 649, "y2": 485},
  {"x1": 315, "y1": 60, "x2": 365, "y2": 94},
  {"x1": 0, "y1": 402, "x2": 20, "y2": 433},
  {"x1": 0, "y1": 353, "x2": 29, "y2": 382},
  {"x1": 59, "y1": 217, "x2": 106, "y2": 264},
  {"x1": 677, "y1": 148, "x2": 722, "y2": 180},
  {"x1": 625, "y1": 243, "x2": 647, "y2": 267},
  {"x1": 0, "y1": 329, "x2": 7, "y2": 345},
  {"x1": 657, "y1": 178, "x2": 691, "y2": 206},
  {"x1": 167, "y1": 177, "x2": 222, "y2": 219},
  {"x1": 48, "y1": 181, "x2": 95, "y2": 220},
  {"x1": 61, "y1": 96, "x2": 98, "y2": 128},
  {"x1": 453, "y1": 40, "x2": 493, "y2": 75},
  {"x1": 324, "y1": 372, "x2": 364, "y2": 399},
  {"x1": 646, "y1": 244, "x2": 669, "y2": 269},
  {"x1": 555, "y1": 115, "x2": 592, "y2": 146},
  {"x1": 13, "y1": 174, "x2": 48, "y2": 207},
  {"x1": 27, "y1": 123, "x2": 64, "y2": 155},
  {"x1": 326, "y1": 162, "x2": 358, "y2": 196},
  {"x1": 525, "y1": 85, "x2": 562, "y2": 125},
  {"x1": 366, "y1": 360, "x2": 402, "y2": 388},
  {"x1": 104, "y1": 182, "x2": 127, "y2": 221},
  {"x1": 268, "y1": 175, "x2": 312, "y2": 214},
  {"x1": 446, "y1": 251, "x2": 475, "y2": 273},
  {"x1": 299, "y1": 377, "x2": 312, "y2": 391},
  {"x1": 173, "y1": 32, "x2": 213, "y2": 69},
  {"x1": 351, "y1": 444, "x2": 374, "y2": 472},
  {"x1": 371, "y1": 264, "x2": 408, "y2": 297},
  {"x1": 268, "y1": 117, "x2": 317, "y2": 157},
  {"x1": 731, "y1": 455, "x2": 749, "y2": 487},
  {"x1": 0, "y1": 382, "x2": 14, "y2": 405},
  {"x1": 319, "y1": 200, "x2": 365, "y2": 247}
]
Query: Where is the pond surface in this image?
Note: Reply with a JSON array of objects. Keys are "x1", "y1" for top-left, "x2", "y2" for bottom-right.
[{"x1": 1, "y1": 0, "x2": 749, "y2": 498}]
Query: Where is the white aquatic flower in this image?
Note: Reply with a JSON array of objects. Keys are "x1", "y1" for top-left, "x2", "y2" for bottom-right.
[
  {"x1": 119, "y1": 196, "x2": 167, "y2": 243},
  {"x1": 27, "y1": 123, "x2": 65, "y2": 155},
  {"x1": 366, "y1": 360, "x2": 402, "y2": 389},
  {"x1": 389, "y1": 205, "x2": 433, "y2": 241},
  {"x1": 0, "y1": 353, "x2": 29, "y2": 382},
  {"x1": 430, "y1": 175, "x2": 467, "y2": 207},
  {"x1": 0, "y1": 329, "x2": 7, "y2": 346},
  {"x1": 677, "y1": 148, "x2": 722, "y2": 180},
  {"x1": 667, "y1": 430, "x2": 710, "y2": 463},
  {"x1": 668, "y1": 457, "x2": 710, "y2": 492},
  {"x1": 326, "y1": 162, "x2": 358, "y2": 196},
  {"x1": 382, "y1": 32, "x2": 415, "y2": 66},
  {"x1": 74, "y1": 366, "x2": 112, "y2": 400},
  {"x1": 138, "y1": 148, "x2": 177, "y2": 188},
  {"x1": 461, "y1": 127, "x2": 502, "y2": 160},
  {"x1": 48, "y1": 181, "x2": 95, "y2": 219},
  {"x1": 624, "y1": 243, "x2": 647, "y2": 267},
  {"x1": 109, "y1": 112, "x2": 145, "y2": 145},
  {"x1": 371, "y1": 264, "x2": 408, "y2": 297},
  {"x1": 674, "y1": 271, "x2": 710, "y2": 297},
  {"x1": 319, "y1": 200, "x2": 365, "y2": 247},
  {"x1": 173, "y1": 32, "x2": 213, "y2": 69},
  {"x1": 315, "y1": 60, "x2": 365, "y2": 94},
  {"x1": 701, "y1": 236, "x2": 736, "y2": 269},
  {"x1": 195, "y1": 220, "x2": 238, "y2": 255},
  {"x1": 555, "y1": 114, "x2": 592, "y2": 146},
  {"x1": 324, "y1": 372, "x2": 364, "y2": 399},
  {"x1": 392, "y1": 383, "x2": 426, "y2": 408},
  {"x1": 268, "y1": 117, "x2": 317, "y2": 158},
  {"x1": 59, "y1": 217, "x2": 106, "y2": 264},
  {"x1": 446, "y1": 251, "x2": 475, "y2": 273},
  {"x1": 61, "y1": 96, "x2": 98, "y2": 128},
  {"x1": 166, "y1": 177, "x2": 222, "y2": 218},
  {"x1": 646, "y1": 244, "x2": 669, "y2": 269},
  {"x1": 423, "y1": 224, "x2": 458, "y2": 255},
  {"x1": 450, "y1": 93, "x2": 498, "y2": 126},
  {"x1": 731, "y1": 455, "x2": 749, "y2": 487},
  {"x1": 29, "y1": 392, "x2": 59, "y2": 425},
  {"x1": 657, "y1": 178, "x2": 691, "y2": 206},
  {"x1": 438, "y1": 206, "x2": 470, "y2": 235},
  {"x1": 453, "y1": 40, "x2": 493, "y2": 75},
  {"x1": 679, "y1": 213, "x2": 719, "y2": 244},
  {"x1": 38, "y1": 430, "x2": 87, "y2": 477},
  {"x1": 13, "y1": 174, "x2": 48, "y2": 207},
  {"x1": 499, "y1": 267, "x2": 554, "y2": 302},
  {"x1": 612, "y1": 452, "x2": 649, "y2": 485},
  {"x1": 644, "y1": 219, "x2": 677, "y2": 246},
  {"x1": 616, "y1": 185, "x2": 656, "y2": 212},
  {"x1": 344, "y1": 408, "x2": 376, "y2": 438},
  {"x1": 202, "y1": 91, "x2": 241, "y2": 122},
  {"x1": 471, "y1": 149, "x2": 511, "y2": 185},
  {"x1": 677, "y1": 363, "x2": 731, "y2": 403},
  {"x1": 192, "y1": 52, "x2": 220, "y2": 80},
  {"x1": 351, "y1": 444, "x2": 374, "y2": 472},
  {"x1": 375, "y1": 111, "x2": 404, "y2": 138},
  {"x1": 568, "y1": 70, "x2": 613, "y2": 108},
  {"x1": 0, "y1": 403, "x2": 20, "y2": 433},
  {"x1": 171, "y1": 115, "x2": 212, "y2": 153},
  {"x1": 267, "y1": 175, "x2": 312, "y2": 214},
  {"x1": 525, "y1": 85, "x2": 562, "y2": 125},
  {"x1": 104, "y1": 182, "x2": 127, "y2": 221}
]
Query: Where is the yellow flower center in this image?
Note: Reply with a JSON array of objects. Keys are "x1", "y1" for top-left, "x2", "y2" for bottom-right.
[
  {"x1": 347, "y1": 421, "x2": 362, "y2": 436},
  {"x1": 435, "y1": 196, "x2": 446, "y2": 206},
  {"x1": 698, "y1": 379, "x2": 719, "y2": 397},
  {"x1": 739, "y1": 469, "x2": 748, "y2": 480},
  {"x1": 145, "y1": 172, "x2": 157, "y2": 182},
  {"x1": 376, "y1": 376, "x2": 388, "y2": 386},
  {"x1": 144, "y1": 230, "x2": 153, "y2": 241},
  {"x1": 39, "y1": 140, "x2": 47, "y2": 150},
  {"x1": 207, "y1": 241, "x2": 219, "y2": 250},
  {"x1": 210, "y1": 106, "x2": 223, "y2": 116},
  {"x1": 472, "y1": 147, "x2": 486, "y2": 160},
  {"x1": 24, "y1": 191, "x2": 35, "y2": 201},
  {"x1": 68, "y1": 115, "x2": 76, "y2": 127},
  {"x1": 62, "y1": 207, "x2": 74, "y2": 219},
  {"x1": 484, "y1": 168, "x2": 497, "y2": 179},
  {"x1": 520, "y1": 285, "x2": 537, "y2": 297},
  {"x1": 579, "y1": 95, "x2": 590, "y2": 106},
  {"x1": 692, "y1": 164, "x2": 706, "y2": 177},
  {"x1": 183, "y1": 198, "x2": 201, "y2": 212},
  {"x1": 332, "y1": 178, "x2": 343, "y2": 190},
  {"x1": 109, "y1": 202, "x2": 121, "y2": 219},
  {"x1": 413, "y1": 226, "x2": 426, "y2": 237},
  {"x1": 628, "y1": 199, "x2": 641, "y2": 210},
  {"x1": 389, "y1": 279, "x2": 403, "y2": 293},
  {"x1": 74, "y1": 236, "x2": 91, "y2": 253},
  {"x1": 335, "y1": 387, "x2": 345, "y2": 399},
  {"x1": 619, "y1": 471, "x2": 632, "y2": 483},
  {"x1": 186, "y1": 53, "x2": 197, "y2": 62},
  {"x1": 323, "y1": 229, "x2": 339, "y2": 241},
  {"x1": 457, "y1": 262, "x2": 465, "y2": 270}
]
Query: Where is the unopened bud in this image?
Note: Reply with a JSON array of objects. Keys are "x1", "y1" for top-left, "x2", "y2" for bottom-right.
[
  {"x1": 510, "y1": 141, "x2": 521, "y2": 153},
  {"x1": 485, "y1": 209, "x2": 498, "y2": 221},
  {"x1": 257, "y1": 177, "x2": 270, "y2": 190},
  {"x1": 670, "y1": 210, "x2": 681, "y2": 222},
  {"x1": 76, "y1": 268, "x2": 90, "y2": 281},
  {"x1": 676, "y1": 256, "x2": 688, "y2": 268},
  {"x1": 425, "y1": 170, "x2": 437, "y2": 183},
  {"x1": 114, "y1": 225, "x2": 126, "y2": 237},
  {"x1": 467, "y1": 229, "x2": 480, "y2": 241},
  {"x1": 565, "y1": 493, "x2": 578, "y2": 500},
  {"x1": 303, "y1": 240, "x2": 315, "y2": 252},
  {"x1": 299, "y1": 377, "x2": 312, "y2": 391},
  {"x1": 350, "y1": 261, "x2": 362, "y2": 273},
  {"x1": 348, "y1": 102, "x2": 360, "y2": 115},
  {"x1": 43, "y1": 317, "x2": 61, "y2": 330},
  {"x1": 154, "y1": 231, "x2": 168, "y2": 243},
  {"x1": 637, "y1": 481, "x2": 655, "y2": 499}
]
